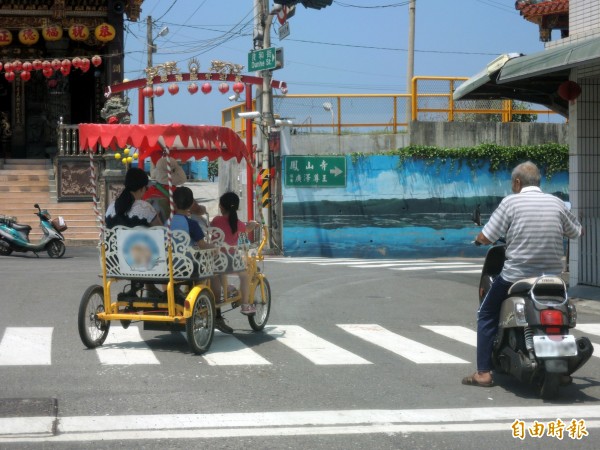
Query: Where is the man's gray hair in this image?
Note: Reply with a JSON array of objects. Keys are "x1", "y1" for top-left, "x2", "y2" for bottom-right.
[{"x1": 512, "y1": 161, "x2": 541, "y2": 187}]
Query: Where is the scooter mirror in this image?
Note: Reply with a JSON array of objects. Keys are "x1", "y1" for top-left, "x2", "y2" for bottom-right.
[{"x1": 34, "y1": 203, "x2": 39, "y2": 209}]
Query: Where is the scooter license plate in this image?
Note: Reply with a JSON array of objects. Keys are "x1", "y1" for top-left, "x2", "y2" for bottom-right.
[{"x1": 533, "y1": 335, "x2": 578, "y2": 358}]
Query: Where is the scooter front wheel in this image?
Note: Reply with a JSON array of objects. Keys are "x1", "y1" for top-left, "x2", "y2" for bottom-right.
[
  {"x1": 0, "y1": 244, "x2": 12, "y2": 256},
  {"x1": 46, "y1": 240, "x2": 65, "y2": 258}
]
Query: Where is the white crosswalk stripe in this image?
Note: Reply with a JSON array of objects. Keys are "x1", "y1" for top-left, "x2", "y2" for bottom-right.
[
  {"x1": 422, "y1": 325, "x2": 477, "y2": 347},
  {"x1": 95, "y1": 325, "x2": 160, "y2": 365},
  {"x1": 0, "y1": 327, "x2": 53, "y2": 365},
  {"x1": 264, "y1": 325, "x2": 372, "y2": 365},
  {"x1": 2, "y1": 323, "x2": 599, "y2": 367},
  {"x1": 268, "y1": 257, "x2": 482, "y2": 274},
  {"x1": 202, "y1": 332, "x2": 271, "y2": 366},
  {"x1": 338, "y1": 324, "x2": 469, "y2": 364}
]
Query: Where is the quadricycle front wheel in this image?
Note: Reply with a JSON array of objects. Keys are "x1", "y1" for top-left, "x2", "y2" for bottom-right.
[
  {"x1": 248, "y1": 277, "x2": 271, "y2": 331},
  {"x1": 78, "y1": 285, "x2": 110, "y2": 348}
]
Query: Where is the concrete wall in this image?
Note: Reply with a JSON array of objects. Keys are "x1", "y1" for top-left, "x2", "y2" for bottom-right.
[
  {"x1": 282, "y1": 122, "x2": 567, "y2": 155},
  {"x1": 287, "y1": 133, "x2": 409, "y2": 155},
  {"x1": 408, "y1": 122, "x2": 568, "y2": 148}
]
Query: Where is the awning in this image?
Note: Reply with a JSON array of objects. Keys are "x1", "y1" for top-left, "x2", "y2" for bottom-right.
[
  {"x1": 78, "y1": 123, "x2": 252, "y2": 164},
  {"x1": 453, "y1": 36, "x2": 600, "y2": 117},
  {"x1": 499, "y1": 36, "x2": 600, "y2": 82},
  {"x1": 452, "y1": 53, "x2": 521, "y2": 101}
]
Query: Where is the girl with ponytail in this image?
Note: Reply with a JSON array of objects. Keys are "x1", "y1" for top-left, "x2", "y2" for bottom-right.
[
  {"x1": 210, "y1": 192, "x2": 258, "y2": 315},
  {"x1": 106, "y1": 168, "x2": 162, "y2": 229}
]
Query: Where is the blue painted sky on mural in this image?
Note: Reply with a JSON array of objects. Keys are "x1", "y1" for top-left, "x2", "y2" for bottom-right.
[
  {"x1": 283, "y1": 157, "x2": 570, "y2": 202},
  {"x1": 123, "y1": 0, "x2": 548, "y2": 125}
]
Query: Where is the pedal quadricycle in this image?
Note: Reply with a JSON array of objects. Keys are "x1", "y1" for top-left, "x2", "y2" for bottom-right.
[{"x1": 76, "y1": 123, "x2": 271, "y2": 354}]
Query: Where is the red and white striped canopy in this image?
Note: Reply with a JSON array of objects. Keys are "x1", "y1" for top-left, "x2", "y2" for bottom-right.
[{"x1": 79, "y1": 123, "x2": 251, "y2": 164}]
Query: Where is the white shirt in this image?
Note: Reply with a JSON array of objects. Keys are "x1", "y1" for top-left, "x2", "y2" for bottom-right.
[{"x1": 482, "y1": 186, "x2": 582, "y2": 282}]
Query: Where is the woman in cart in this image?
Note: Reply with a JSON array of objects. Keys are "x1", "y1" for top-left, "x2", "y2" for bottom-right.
[
  {"x1": 211, "y1": 192, "x2": 259, "y2": 315},
  {"x1": 106, "y1": 167, "x2": 162, "y2": 229}
]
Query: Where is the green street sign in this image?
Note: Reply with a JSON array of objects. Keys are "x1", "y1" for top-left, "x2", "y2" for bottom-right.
[
  {"x1": 248, "y1": 47, "x2": 277, "y2": 71},
  {"x1": 284, "y1": 156, "x2": 346, "y2": 188}
]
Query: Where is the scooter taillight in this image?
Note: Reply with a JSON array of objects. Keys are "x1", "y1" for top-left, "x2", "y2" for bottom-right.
[{"x1": 540, "y1": 309, "x2": 563, "y2": 335}]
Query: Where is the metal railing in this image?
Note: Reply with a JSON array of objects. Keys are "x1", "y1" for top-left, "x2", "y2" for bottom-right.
[{"x1": 222, "y1": 76, "x2": 562, "y2": 136}]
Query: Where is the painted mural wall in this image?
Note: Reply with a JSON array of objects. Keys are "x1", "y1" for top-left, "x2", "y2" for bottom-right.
[{"x1": 282, "y1": 155, "x2": 569, "y2": 258}]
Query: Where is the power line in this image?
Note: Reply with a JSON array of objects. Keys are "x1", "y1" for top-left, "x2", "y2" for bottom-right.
[
  {"x1": 155, "y1": 0, "x2": 180, "y2": 22},
  {"x1": 334, "y1": 1, "x2": 409, "y2": 8},
  {"x1": 285, "y1": 37, "x2": 500, "y2": 56}
]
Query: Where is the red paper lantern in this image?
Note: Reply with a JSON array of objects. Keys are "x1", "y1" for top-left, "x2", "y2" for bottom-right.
[
  {"x1": 154, "y1": 85, "x2": 164, "y2": 97},
  {"x1": 80, "y1": 58, "x2": 90, "y2": 73},
  {"x1": 218, "y1": 82, "x2": 229, "y2": 94},
  {"x1": 188, "y1": 82, "x2": 199, "y2": 94},
  {"x1": 61, "y1": 59, "x2": 71, "y2": 69},
  {"x1": 41, "y1": 60, "x2": 51, "y2": 70},
  {"x1": 51, "y1": 59, "x2": 61, "y2": 71},
  {"x1": 60, "y1": 66, "x2": 70, "y2": 76},
  {"x1": 3, "y1": 62, "x2": 11, "y2": 72},
  {"x1": 558, "y1": 80, "x2": 582, "y2": 104},
  {"x1": 91, "y1": 55, "x2": 102, "y2": 67},
  {"x1": 13, "y1": 60, "x2": 22, "y2": 72},
  {"x1": 233, "y1": 82, "x2": 244, "y2": 94},
  {"x1": 0, "y1": 62, "x2": 2, "y2": 72},
  {"x1": 142, "y1": 86, "x2": 154, "y2": 98},
  {"x1": 32, "y1": 59, "x2": 42, "y2": 71},
  {"x1": 4, "y1": 72, "x2": 15, "y2": 82},
  {"x1": 42, "y1": 68, "x2": 53, "y2": 78},
  {"x1": 168, "y1": 83, "x2": 179, "y2": 95},
  {"x1": 201, "y1": 82, "x2": 212, "y2": 94},
  {"x1": 48, "y1": 79, "x2": 58, "y2": 89},
  {"x1": 72, "y1": 57, "x2": 81, "y2": 69},
  {"x1": 22, "y1": 61, "x2": 33, "y2": 72},
  {"x1": 20, "y1": 71, "x2": 31, "y2": 81}
]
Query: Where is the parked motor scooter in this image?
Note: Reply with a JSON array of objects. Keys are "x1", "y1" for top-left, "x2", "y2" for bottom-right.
[
  {"x1": 0, "y1": 204, "x2": 67, "y2": 258},
  {"x1": 478, "y1": 241, "x2": 594, "y2": 399}
]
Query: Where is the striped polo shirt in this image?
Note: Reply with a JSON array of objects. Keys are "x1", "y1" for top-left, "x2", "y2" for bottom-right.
[{"x1": 482, "y1": 186, "x2": 582, "y2": 282}]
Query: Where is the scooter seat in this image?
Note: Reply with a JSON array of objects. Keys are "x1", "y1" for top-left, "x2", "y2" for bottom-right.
[
  {"x1": 508, "y1": 276, "x2": 565, "y2": 296},
  {"x1": 11, "y1": 223, "x2": 32, "y2": 232}
]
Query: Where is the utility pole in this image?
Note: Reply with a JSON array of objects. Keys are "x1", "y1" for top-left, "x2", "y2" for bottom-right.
[
  {"x1": 146, "y1": 15, "x2": 155, "y2": 124},
  {"x1": 406, "y1": 0, "x2": 416, "y2": 123}
]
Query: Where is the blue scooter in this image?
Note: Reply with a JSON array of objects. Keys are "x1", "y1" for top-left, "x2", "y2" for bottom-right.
[{"x1": 0, "y1": 204, "x2": 66, "y2": 258}]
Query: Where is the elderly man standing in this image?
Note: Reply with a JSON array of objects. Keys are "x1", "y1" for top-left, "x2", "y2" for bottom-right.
[{"x1": 462, "y1": 161, "x2": 583, "y2": 387}]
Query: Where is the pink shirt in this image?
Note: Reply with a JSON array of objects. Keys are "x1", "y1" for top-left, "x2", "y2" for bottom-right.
[{"x1": 210, "y1": 215, "x2": 246, "y2": 246}]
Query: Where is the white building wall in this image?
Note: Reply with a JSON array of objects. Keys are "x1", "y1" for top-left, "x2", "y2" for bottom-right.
[
  {"x1": 546, "y1": 0, "x2": 600, "y2": 48},
  {"x1": 570, "y1": 64, "x2": 600, "y2": 287}
]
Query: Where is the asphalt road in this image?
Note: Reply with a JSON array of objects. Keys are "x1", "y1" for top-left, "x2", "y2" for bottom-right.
[{"x1": 1, "y1": 248, "x2": 600, "y2": 449}]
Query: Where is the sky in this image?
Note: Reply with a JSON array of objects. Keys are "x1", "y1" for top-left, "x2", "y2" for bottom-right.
[{"x1": 122, "y1": 0, "x2": 549, "y2": 125}]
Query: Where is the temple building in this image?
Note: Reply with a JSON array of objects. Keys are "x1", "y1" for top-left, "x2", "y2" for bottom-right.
[
  {"x1": 516, "y1": 0, "x2": 569, "y2": 42},
  {"x1": 0, "y1": 0, "x2": 143, "y2": 159}
]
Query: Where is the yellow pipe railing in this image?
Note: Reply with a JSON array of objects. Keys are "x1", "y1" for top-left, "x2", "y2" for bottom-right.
[{"x1": 223, "y1": 76, "x2": 561, "y2": 136}]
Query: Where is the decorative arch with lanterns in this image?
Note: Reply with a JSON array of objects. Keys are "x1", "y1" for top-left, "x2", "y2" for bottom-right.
[
  {"x1": 103, "y1": 58, "x2": 287, "y2": 124},
  {"x1": 101, "y1": 59, "x2": 287, "y2": 223}
]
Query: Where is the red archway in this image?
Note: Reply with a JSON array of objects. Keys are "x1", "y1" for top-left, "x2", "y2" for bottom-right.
[{"x1": 104, "y1": 72, "x2": 286, "y2": 222}]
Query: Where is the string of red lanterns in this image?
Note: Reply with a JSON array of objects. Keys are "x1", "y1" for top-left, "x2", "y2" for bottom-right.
[
  {"x1": 2, "y1": 54, "x2": 255, "y2": 96},
  {"x1": 0, "y1": 55, "x2": 102, "y2": 82},
  {"x1": 140, "y1": 80, "x2": 247, "y2": 98}
]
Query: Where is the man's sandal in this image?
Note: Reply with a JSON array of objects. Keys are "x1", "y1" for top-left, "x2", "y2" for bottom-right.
[{"x1": 461, "y1": 374, "x2": 494, "y2": 388}]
